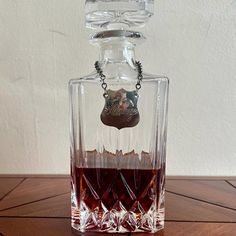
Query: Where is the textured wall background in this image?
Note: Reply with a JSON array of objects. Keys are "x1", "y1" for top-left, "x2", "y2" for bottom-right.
[{"x1": 0, "y1": 0, "x2": 236, "y2": 175}]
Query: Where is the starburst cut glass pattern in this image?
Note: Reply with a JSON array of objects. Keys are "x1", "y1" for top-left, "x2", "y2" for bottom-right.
[{"x1": 71, "y1": 150, "x2": 165, "y2": 233}]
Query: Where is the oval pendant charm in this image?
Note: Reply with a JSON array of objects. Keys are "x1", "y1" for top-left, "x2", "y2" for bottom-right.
[{"x1": 101, "y1": 89, "x2": 140, "y2": 129}]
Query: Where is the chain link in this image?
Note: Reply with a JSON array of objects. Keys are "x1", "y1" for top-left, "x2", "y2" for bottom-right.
[
  {"x1": 95, "y1": 60, "x2": 143, "y2": 96},
  {"x1": 135, "y1": 61, "x2": 143, "y2": 92}
]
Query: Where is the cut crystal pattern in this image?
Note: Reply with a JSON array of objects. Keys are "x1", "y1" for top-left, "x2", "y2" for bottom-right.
[{"x1": 72, "y1": 166, "x2": 164, "y2": 233}]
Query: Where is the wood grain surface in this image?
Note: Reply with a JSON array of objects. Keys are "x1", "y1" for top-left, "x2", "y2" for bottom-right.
[
  {"x1": 0, "y1": 178, "x2": 25, "y2": 200},
  {"x1": 227, "y1": 180, "x2": 236, "y2": 189},
  {"x1": 0, "y1": 178, "x2": 69, "y2": 211},
  {"x1": 166, "y1": 180, "x2": 236, "y2": 210},
  {"x1": 0, "y1": 219, "x2": 236, "y2": 236},
  {"x1": 0, "y1": 176, "x2": 235, "y2": 236}
]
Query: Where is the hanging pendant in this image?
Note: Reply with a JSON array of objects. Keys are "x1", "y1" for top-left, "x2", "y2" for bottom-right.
[{"x1": 101, "y1": 89, "x2": 140, "y2": 129}]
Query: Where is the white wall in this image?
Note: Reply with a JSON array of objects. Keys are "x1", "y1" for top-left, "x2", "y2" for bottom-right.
[{"x1": 0, "y1": 0, "x2": 235, "y2": 176}]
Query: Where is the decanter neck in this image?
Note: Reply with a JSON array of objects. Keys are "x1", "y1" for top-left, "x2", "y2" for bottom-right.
[
  {"x1": 99, "y1": 41, "x2": 136, "y2": 68},
  {"x1": 90, "y1": 30, "x2": 146, "y2": 69}
]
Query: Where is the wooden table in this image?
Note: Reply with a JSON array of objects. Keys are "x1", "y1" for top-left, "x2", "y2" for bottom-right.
[{"x1": 0, "y1": 177, "x2": 235, "y2": 236}]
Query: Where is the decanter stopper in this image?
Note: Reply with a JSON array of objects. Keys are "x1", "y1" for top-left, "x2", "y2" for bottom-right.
[{"x1": 85, "y1": 0, "x2": 154, "y2": 29}]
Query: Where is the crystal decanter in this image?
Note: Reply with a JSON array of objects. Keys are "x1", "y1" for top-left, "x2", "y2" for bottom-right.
[{"x1": 70, "y1": 0, "x2": 169, "y2": 234}]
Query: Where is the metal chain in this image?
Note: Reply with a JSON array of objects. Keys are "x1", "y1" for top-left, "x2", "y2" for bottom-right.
[
  {"x1": 135, "y1": 61, "x2": 143, "y2": 92},
  {"x1": 95, "y1": 61, "x2": 143, "y2": 97}
]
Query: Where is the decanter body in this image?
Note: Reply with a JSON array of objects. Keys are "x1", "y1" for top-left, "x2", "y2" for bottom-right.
[{"x1": 70, "y1": 30, "x2": 169, "y2": 233}]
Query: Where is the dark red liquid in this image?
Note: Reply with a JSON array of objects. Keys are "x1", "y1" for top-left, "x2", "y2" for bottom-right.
[{"x1": 74, "y1": 167, "x2": 161, "y2": 213}]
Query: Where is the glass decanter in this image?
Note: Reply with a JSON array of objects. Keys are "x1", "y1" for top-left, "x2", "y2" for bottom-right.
[{"x1": 70, "y1": 1, "x2": 169, "y2": 234}]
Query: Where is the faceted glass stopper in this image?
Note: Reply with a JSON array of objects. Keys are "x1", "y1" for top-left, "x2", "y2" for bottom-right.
[{"x1": 85, "y1": 0, "x2": 154, "y2": 29}]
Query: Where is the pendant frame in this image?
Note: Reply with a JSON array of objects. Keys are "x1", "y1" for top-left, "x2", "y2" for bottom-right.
[{"x1": 100, "y1": 88, "x2": 140, "y2": 129}]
